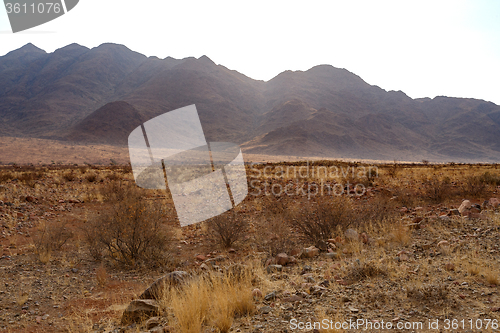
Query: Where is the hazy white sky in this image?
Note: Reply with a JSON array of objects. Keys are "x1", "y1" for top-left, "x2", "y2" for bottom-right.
[{"x1": 1, "y1": 0, "x2": 499, "y2": 104}]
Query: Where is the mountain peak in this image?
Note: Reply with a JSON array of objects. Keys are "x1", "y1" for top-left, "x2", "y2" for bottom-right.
[
  {"x1": 8, "y1": 43, "x2": 46, "y2": 56},
  {"x1": 198, "y1": 55, "x2": 215, "y2": 65}
]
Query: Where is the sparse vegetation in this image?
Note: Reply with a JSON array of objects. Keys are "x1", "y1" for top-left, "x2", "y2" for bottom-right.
[
  {"x1": 84, "y1": 185, "x2": 173, "y2": 268},
  {"x1": 1, "y1": 162, "x2": 500, "y2": 332}
]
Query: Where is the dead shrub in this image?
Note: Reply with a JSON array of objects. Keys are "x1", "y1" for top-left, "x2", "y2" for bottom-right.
[
  {"x1": 208, "y1": 210, "x2": 248, "y2": 248},
  {"x1": 63, "y1": 171, "x2": 77, "y2": 182},
  {"x1": 0, "y1": 172, "x2": 15, "y2": 183},
  {"x1": 31, "y1": 221, "x2": 74, "y2": 262},
  {"x1": 83, "y1": 186, "x2": 172, "y2": 269},
  {"x1": 254, "y1": 197, "x2": 296, "y2": 256},
  {"x1": 407, "y1": 283, "x2": 448, "y2": 305},
  {"x1": 422, "y1": 176, "x2": 454, "y2": 203},
  {"x1": 95, "y1": 264, "x2": 108, "y2": 287},
  {"x1": 389, "y1": 222, "x2": 411, "y2": 246},
  {"x1": 85, "y1": 172, "x2": 98, "y2": 183},
  {"x1": 459, "y1": 175, "x2": 486, "y2": 198},
  {"x1": 343, "y1": 261, "x2": 385, "y2": 284},
  {"x1": 288, "y1": 196, "x2": 353, "y2": 244}
]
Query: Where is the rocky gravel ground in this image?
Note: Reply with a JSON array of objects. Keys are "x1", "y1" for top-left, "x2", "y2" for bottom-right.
[{"x1": 1, "y1": 164, "x2": 500, "y2": 332}]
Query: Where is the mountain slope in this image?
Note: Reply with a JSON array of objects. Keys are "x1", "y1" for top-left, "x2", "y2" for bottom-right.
[{"x1": 2, "y1": 43, "x2": 500, "y2": 162}]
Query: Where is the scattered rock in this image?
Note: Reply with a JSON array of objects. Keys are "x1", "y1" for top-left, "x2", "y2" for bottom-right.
[
  {"x1": 266, "y1": 265, "x2": 282, "y2": 274},
  {"x1": 121, "y1": 299, "x2": 159, "y2": 325},
  {"x1": 252, "y1": 288, "x2": 263, "y2": 299},
  {"x1": 264, "y1": 291, "x2": 277, "y2": 301},
  {"x1": 301, "y1": 246, "x2": 319, "y2": 258},
  {"x1": 458, "y1": 200, "x2": 472, "y2": 214},
  {"x1": 489, "y1": 198, "x2": 500, "y2": 208},
  {"x1": 325, "y1": 252, "x2": 339, "y2": 260},
  {"x1": 145, "y1": 316, "x2": 161, "y2": 330},
  {"x1": 360, "y1": 232, "x2": 370, "y2": 244},
  {"x1": 139, "y1": 271, "x2": 189, "y2": 300},
  {"x1": 344, "y1": 229, "x2": 359, "y2": 241},
  {"x1": 195, "y1": 254, "x2": 206, "y2": 261},
  {"x1": 275, "y1": 253, "x2": 289, "y2": 266},
  {"x1": 287, "y1": 256, "x2": 297, "y2": 265},
  {"x1": 260, "y1": 306, "x2": 272, "y2": 314},
  {"x1": 437, "y1": 240, "x2": 449, "y2": 248},
  {"x1": 315, "y1": 239, "x2": 328, "y2": 251}
]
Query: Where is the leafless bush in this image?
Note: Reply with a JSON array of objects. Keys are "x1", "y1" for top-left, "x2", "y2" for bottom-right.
[
  {"x1": 63, "y1": 171, "x2": 77, "y2": 182},
  {"x1": 254, "y1": 197, "x2": 296, "y2": 256},
  {"x1": 83, "y1": 186, "x2": 172, "y2": 269},
  {"x1": 85, "y1": 172, "x2": 98, "y2": 183},
  {"x1": 288, "y1": 196, "x2": 353, "y2": 244},
  {"x1": 31, "y1": 221, "x2": 74, "y2": 262},
  {"x1": 422, "y1": 176, "x2": 454, "y2": 203},
  {"x1": 407, "y1": 283, "x2": 448, "y2": 305},
  {"x1": 343, "y1": 261, "x2": 385, "y2": 284},
  {"x1": 208, "y1": 211, "x2": 248, "y2": 248},
  {"x1": 459, "y1": 175, "x2": 486, "y2": 198}
]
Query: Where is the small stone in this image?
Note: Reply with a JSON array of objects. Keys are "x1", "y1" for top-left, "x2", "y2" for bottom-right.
[
  {"x1": 344, "y1": 229, "x2": 359, "y2": 241},
  {"x1": 139, "y1": 271, "x2": 190, "y2": 300},
  {"x1": 252, "y1": 288, "x2": 263, "y2": 299},
  {"x1": 145, "y1": 316, "x2": 161, "y2": 329},
  {"x1": 260, "y1": 306, "x2": 272, "y2": 314},
  {"x1": 121, "y1": 299, "x2": 159, "y2": 325},
  {"x1": 325, "y1": 252, "x2": 339, "y2": 260},
  {"x1": 458, "y1": 200, "x2": 472, "y2": 214},
  {"x1": 489, "y1": 198, "x2": 500, "y2": 208},
  {"x1": 399, "y1": 253, "x2": 409, "y2": 261},
  {"x1": 275, "y1": 253, "x2": 289, "y2": 266},
  {"x1": 266, "y1": 265, "x2": 282, "y2": 274},
  {"x1": 349, "y1": 307, "x2": 359, "y2": 313},
  {"x1": 437, "y1": 240, "x2": 449, "y2": 247},
  {"x1": 305, "y1": 276, "x2": 316, "y2": 283},
  {"x1": 301, "y1": 246, "x2": 320, "y2": 258},
  {"x1": 195, "y1": 254, "x2": 206, "y2": 261},
  {"x1": 360, "y1": 232, "x2": 370, "y2": 244},
  {"x1": 264, "y1": 291, "x2": 277, "y2": 301}
]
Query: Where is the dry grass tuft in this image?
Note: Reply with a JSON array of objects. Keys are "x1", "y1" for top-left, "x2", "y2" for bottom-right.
[
  {"x1": 168, "y1": 268, "x2": 255, "y2": 333},
  {"x1": 95, "y1": 264, "x2": 108, "y2": 287},
  {"x1": 389, "y1": 222, "x2": 411, "y2": 246}
]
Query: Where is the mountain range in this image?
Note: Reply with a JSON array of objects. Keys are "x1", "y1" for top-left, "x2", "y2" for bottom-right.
[{"x1": 1, "y1": 42, "x2": 500, "y2": 162}]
